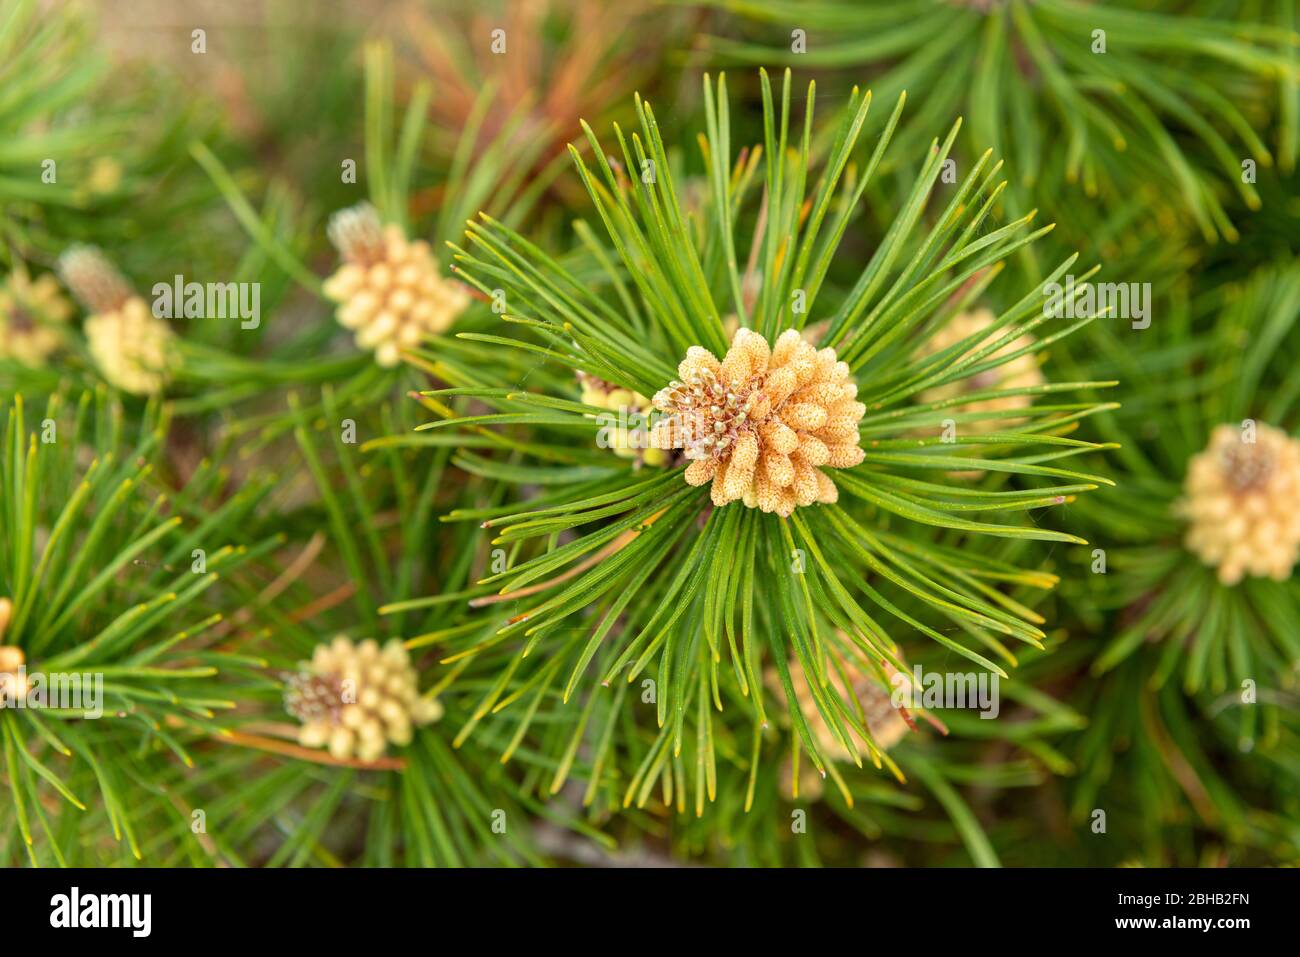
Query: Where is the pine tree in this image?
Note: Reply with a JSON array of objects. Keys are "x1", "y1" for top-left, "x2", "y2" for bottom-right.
[{"x1": 1, "y1": 0, "x2": 1297, "y2": 870}]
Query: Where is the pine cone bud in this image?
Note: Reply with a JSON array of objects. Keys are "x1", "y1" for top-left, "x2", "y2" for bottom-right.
[
  {"x1": 1180, "y1": 423, "x2": 1300, "y2": 585},
  {"x1": 285, "y1": 636, "x2": 443, "y2": 763},
  {"x1": 322, "y1": 204, "x2": 470, "y2": 368},
  {"x1": 57, "y1": 245, "x2": 134, "y2": 315},
  {"x1": 0, "y1": 270, "x2": 74, "y2": 367},
  {"x1": 652, "y1": 328, "x2": 865, "y2": 516}
]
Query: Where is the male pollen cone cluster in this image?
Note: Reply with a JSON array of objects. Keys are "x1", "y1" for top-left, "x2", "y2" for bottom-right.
[
  {"x1": 58, "y1": 246, "x2": 177, "y2": 396},
  {"x1": 764, "y1": 648, "x2": 912, "y2": 800},
  {"x1": 650, "y1": 328, "x2": 865, "y2": 516},
  {"x1": 1181, "y1": 423, "x2": 1300, "y2": 585},
  {"x1": 578, "y1": 372, "x2": 667, "y2": 466},
  {"x1": 285, "y1": 636, "x2": 442, "y2": 763},
  {"x1": 0, "y1": 270, "x2": 74, "y2": 367},
  {"x1": 917, "y1": 307, "x2": 1044, "y2": 428},
  {"x1": 323, "y1": 203, "x2": 470, "y2": 368}
]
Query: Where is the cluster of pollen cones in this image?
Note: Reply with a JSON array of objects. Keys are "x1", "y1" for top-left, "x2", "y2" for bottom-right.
[
  {"x1": 650, "y1": 328, "x2": 866, "y2": 516},
  {"x1": 323, "y1": 204, "x2": 469, "y2": 368},
  {"x1": 764, "y1": 647, "x2": 913, "y2": 801},
  {"x1": 0, "y1": 271, "x2": 74, "y2": 368},
  {"x1": 58, "y1": 246, "x2": 177, "y2": 396},
  {"x1": 917, "y1": 307, "x2": 1044, "y2": 428},
  {"x1": 1181, "y1": 423, "x2": 1300, "y2": 585},
  {"x1": 285, "y1": 636, "x2": 442, "y2": 763}
]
